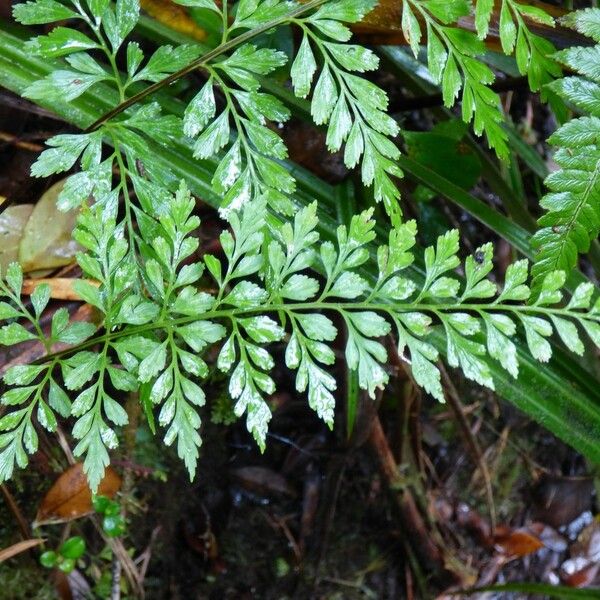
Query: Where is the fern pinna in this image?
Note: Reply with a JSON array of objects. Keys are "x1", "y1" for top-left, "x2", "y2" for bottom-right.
[
  {"x1": 1, "y1": 0, "x2": 599, "y2": 490},
  {"x1": 531, "y1": 9, "x2": 600, "y2": 293}
]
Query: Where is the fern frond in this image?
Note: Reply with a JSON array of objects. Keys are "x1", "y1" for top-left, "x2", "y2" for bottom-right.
[
  {"x1": 400, "y1": 0, "x2": 560, "y2": 159},
  {"x1": 2, "y1": 187, "x2": 600, "y2": 488},
  {"x1": 402, "y1": 0, "x2": 509, "y2": 158},
  {"x1": 17, "y1": 0, "x2": 405, "y2": 222},
  {"x1": 476, "y1": 0, "x2": 560, "y2": 92},
  {"x1": 5, "y1": 0, "x2": 599, "y2": 491},
  {"x1": 531, "y1": 8, "x2": 600, "y2": 293}
]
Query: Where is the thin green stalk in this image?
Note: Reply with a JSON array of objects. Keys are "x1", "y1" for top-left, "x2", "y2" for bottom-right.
[
  {"x1": 30, "y1": 298, "x2": 600, "y2": 368},
  {"x1": 111, "y1": 139, "x2": 137, "y2": 263},
  {"x1": 85, "y1": 0, "x2": 328, "y2": 131}
]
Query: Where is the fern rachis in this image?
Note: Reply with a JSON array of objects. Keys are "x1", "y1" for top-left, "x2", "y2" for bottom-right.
[{"x1": 531, "y1": 8, "x2": 600, "y2": 292}]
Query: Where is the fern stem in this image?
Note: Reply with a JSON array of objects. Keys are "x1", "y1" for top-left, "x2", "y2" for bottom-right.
[
  {"x1": 85, "y1": 0, "x2": 328, "y2": 131},
  {"x1": 111, "y1": 138, "x2": 138, "y2": 270},
  {"x1": 30, "y1": 299, "x2": 600, "y2": 368}
]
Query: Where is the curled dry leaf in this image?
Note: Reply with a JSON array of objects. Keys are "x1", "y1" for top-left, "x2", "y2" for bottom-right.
[
  {"x1": 22, "y1": 278, "x2": 99, "y2": 302},
  {"x1": 0, "y1": 538, "x2": 44, "y2": 563},
  {"x1": 493, "y1": 525, "x2": 544, "y2": 558},
  {"x1": 0, "y1": 204, "x2": 34, "y2": 271},
  {"x1": 34, "y1": 463, "x2": 121, "y2": 526},
  {"x1": 19, "y1": 179, "x2": 81, "y2": 273}
]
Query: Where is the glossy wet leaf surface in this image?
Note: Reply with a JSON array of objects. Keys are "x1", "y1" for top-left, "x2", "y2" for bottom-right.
[
  {"x1": 19, "y1": 180, "x2": 81, "y2": 273},
  {"x1": 0, "y1": 204, "x2": 33, "y2": 271}
]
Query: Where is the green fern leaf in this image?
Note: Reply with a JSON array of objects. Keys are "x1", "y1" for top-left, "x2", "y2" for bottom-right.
[{"x1": 531, "y1": 8, "x2": 600, "y2": 293}]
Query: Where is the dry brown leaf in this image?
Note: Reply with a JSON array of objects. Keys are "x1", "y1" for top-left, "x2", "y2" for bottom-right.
[
  {"x1": 35, "y1": 463, "x2": 121, "y2": 526},
  {"x1": 141, "y1": 0, "x2": 208, "y2": 41},
  {"x1": 493, "y1": 525, "x2": 544, "y2": 558},
  {"x1": 0, "y1": 538, "x2": 44, "y2": 563},
  {"x1": 21, "y1": 278, "x2": 99, "y2": 302},
  {"x1": 231, "y1": 466, "x2": 296, "y2": 498}
]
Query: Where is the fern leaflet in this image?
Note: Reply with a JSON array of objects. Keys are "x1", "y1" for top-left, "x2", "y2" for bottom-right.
[{"x1": 531, "y1": 8, "x2": 600, "y2": 293}]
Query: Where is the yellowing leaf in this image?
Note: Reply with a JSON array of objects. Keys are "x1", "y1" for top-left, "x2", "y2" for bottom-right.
[
  {"x1": 0, "y1": 204, "x2": 34, "y2": 271},
  {"x1": 141, "y1": 0, "x2": 208, "y2": 41},
  {"x1": 18, "y1": 180, "x2": 81, "y2": 273}
]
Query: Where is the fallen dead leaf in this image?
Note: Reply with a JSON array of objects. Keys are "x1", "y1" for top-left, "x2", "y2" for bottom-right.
[
  {"x1": 0, "y1": 538, "x2": 44, "y2": 563},
  {"x1": 0, "y1": 204, "x2": 34, "y2": 270},
  {"x1": 493, "y1": 525, "x2": 544, "y2": 558},
  {"x1": 35, "y1": 463, "x2": 121, "y2": 526},
  {"x1": 19, "y1": 180, "x2": 81, "y2": 273},
  {"x1": 141, "y1": 0, "x2": 208, "y2": 41},
  {"x1": 21, "y1": 278, "x2": 99, "y2": 302}
]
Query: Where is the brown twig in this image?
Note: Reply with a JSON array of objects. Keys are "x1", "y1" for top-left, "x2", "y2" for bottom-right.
[
  {"x1": 136, "y1": 526, "x2": 161, "y2": 582},
  {"x1": 55, "y1": 425, "x2": 76, "y2": 465},
  {"x1": 261, "y1": 511, "x2": 302, "y2": 563},
  {"x1": 0, "y1": 131, "x2": 44, "y2": 152},
  {"x1": 368, "y1": 415, "x2": 443, "y2": 571},
  {"x1": 90, "y1": 516, "x2": 144, "y2": 598},
  {"x1": 0, "y1": 91, "x2": 64, "y2": 121}
]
